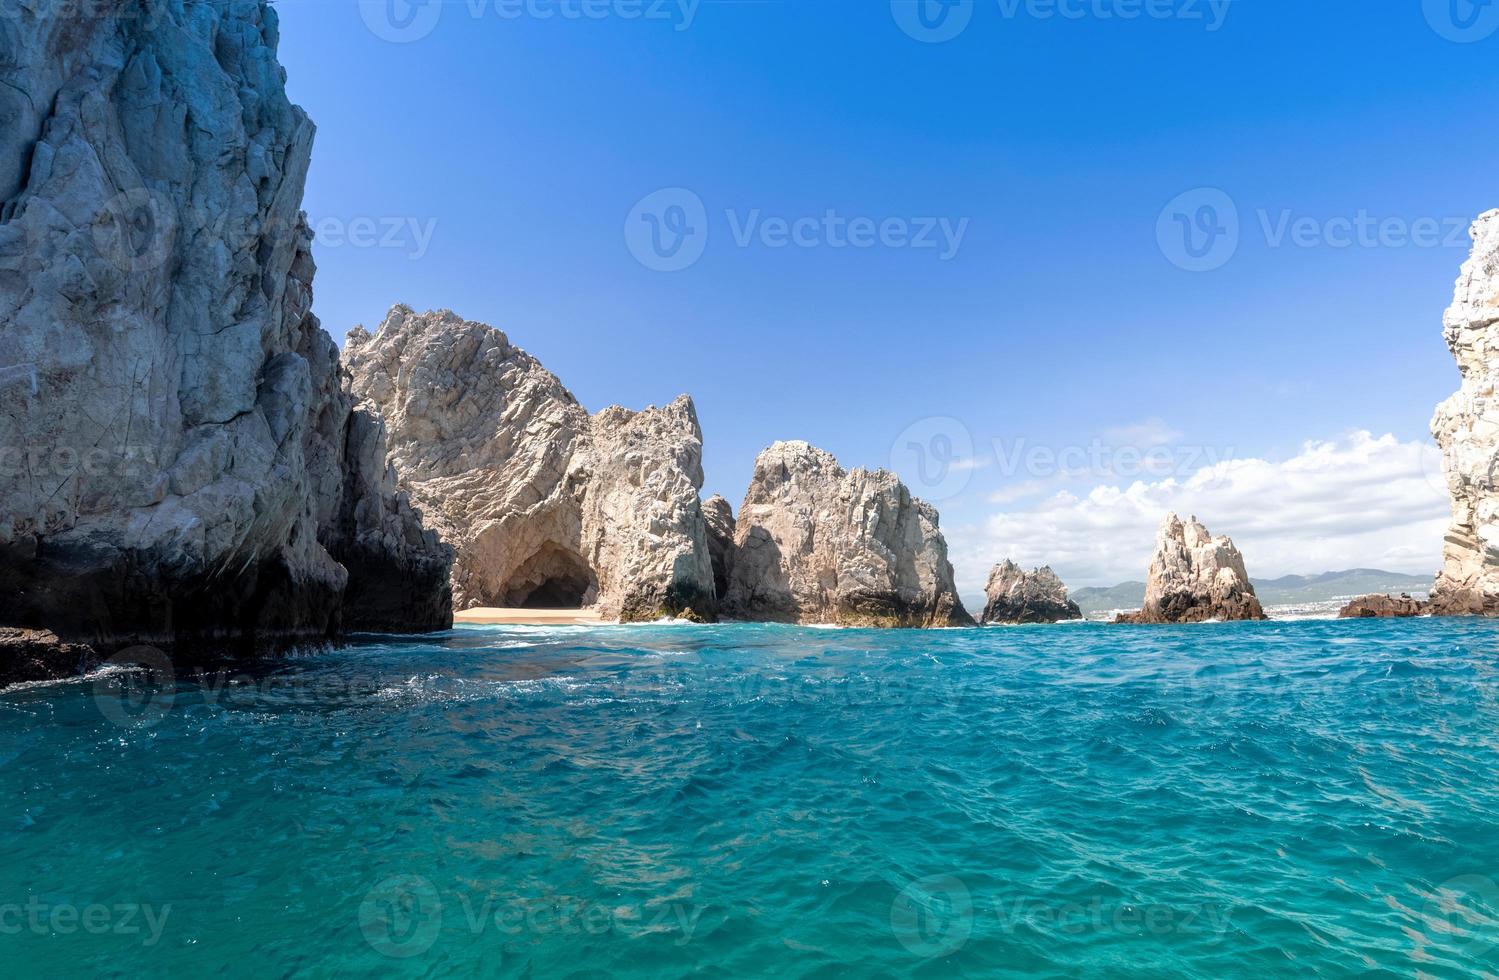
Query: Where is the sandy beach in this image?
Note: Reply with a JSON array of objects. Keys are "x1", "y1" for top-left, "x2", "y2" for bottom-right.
[{"x1": 454, "y1": 607, "x2": 607, "y2": 626}]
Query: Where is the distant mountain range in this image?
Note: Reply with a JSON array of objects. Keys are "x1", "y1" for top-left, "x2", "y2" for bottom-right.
[{"x1": 1071, "y1": 569, "x2": 1433, "y2": 613}]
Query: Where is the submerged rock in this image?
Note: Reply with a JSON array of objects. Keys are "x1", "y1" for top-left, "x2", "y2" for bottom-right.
[
  {"x1": 1116, "y1": 514, "x2": 1267, "y2": 624},
  {"x1": 981, "y1": 561, "x2": 1082, "y2": 624},
  {"x1": 0, "y1": 0, "x2": 451, "y2": 678},
  {"x1": 1338, "y1": 594, "x2": 1428, "y2": 619},
  {"x1": 1430, "y1": 210, "x2": 1499, "y2": 616},
  {"x1": 721, "y1": 441, "x2": 972, "y2": 627},
  {"x1": 344, "y1": 307, "x2": 716, "y2": 622}
]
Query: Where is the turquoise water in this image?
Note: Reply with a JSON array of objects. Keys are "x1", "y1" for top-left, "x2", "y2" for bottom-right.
[{"x1": 3, "y1": 619, "x2": 1498, "y2": 977}]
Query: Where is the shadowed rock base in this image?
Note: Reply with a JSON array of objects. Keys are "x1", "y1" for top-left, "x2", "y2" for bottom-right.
[{"x1": 1338, "y1": 594, "x2": 1428, "y2": 618}]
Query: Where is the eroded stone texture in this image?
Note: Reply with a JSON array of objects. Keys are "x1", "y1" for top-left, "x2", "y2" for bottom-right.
[
  {"x1": 0, "y1": 1, "x2": 451, "y2": 678},
  {"x1": 1116, "y1": 514, "x2": 1266, "y2": 624},
  {"x1": 344, "y1": 306, "x2": 717, "y2": 622},
  {"x1": 1431, "y1": 211, "x2": 1499, "y2": 616},
  {"x1": 702, "y1": 495, "x2": 736, "y2": 601},
  {"x1": 722, "y1": 441, "x2": 971, "y2": 627},
  {"x1": 981, "y1": 561, "x2": 1082, "y2": 624},
  {"x1": 1338, "y1": 594, "x2": 1428, "y2": 619}
]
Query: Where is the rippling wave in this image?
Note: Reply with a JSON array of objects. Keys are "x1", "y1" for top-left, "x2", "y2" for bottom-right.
[{"x1": 3, "y1": 618, "x2": 1497, "y2": 976}]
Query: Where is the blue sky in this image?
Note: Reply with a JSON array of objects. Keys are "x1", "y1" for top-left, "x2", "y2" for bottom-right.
[{"x1": 275, "y1": 0, "x2": 1499, "y2": 596}]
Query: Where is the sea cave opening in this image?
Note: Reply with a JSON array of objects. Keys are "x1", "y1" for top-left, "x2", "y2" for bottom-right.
[{"x1": 499, "y1": 543, "x2": 598, "y2": 609}]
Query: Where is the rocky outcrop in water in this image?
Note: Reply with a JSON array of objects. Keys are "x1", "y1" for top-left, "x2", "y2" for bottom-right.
[
  {"x1": 344, "y1": 306, "x2": 717, "y2": 622},
  {"x1": 1116, "y1": 514, "x2": 1266, "y2": 623},
  {"x1": 0, "y1": 0, "x2": 452, "y2": 676},
  {"x1": 721, "y1": 441, "x2": 972, "y2": 627},
  {"x1": 1338, "y1": 594, "x2": 1428, "y2": 619},
  {"x1": 981, "y1": 561, "x2": 1082, "y2": 624},
  {"x1": 703, "y1": 495, "x2": 736, "y2": 601},
  {"x1": 1431, "y1": 211, "x2": 1499, "y2": 616}
]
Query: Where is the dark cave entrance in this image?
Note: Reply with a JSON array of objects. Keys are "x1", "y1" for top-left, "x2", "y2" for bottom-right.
[{"x1": 500, "y1": 543, "x2": 598, "y2": 609}]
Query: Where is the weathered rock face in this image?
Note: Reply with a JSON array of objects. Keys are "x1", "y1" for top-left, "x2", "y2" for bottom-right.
[
  {"x1": 0, "y1": 0, "x2": 452, "y2": 674},
  {"x1": 1431, "y1": 210, "x2": 1499, "y2": 616},
  {"x1": 1338, "y1": 594, "x2": 1428, "y2": 619},
  {"x1": 981, "y1": 561, "x2": 1082, "y2": 624},
  {"x1": 1116, "y1": 514, "x2": 1266, "y2": 624},
  {"x1": 702, "y1": 494, "x2": 736, "y2": 601},
  {"x1": 0, "y1": 628, "x2": 98, "y2": 687},
  {"x1": 344, "y1": 306, "x2": 717, "y2": 622},
  {"x1": 721, "y1": 441, "x2": 972, "y2": 627}
]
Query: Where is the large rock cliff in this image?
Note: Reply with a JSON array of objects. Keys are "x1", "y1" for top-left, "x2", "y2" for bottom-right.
[
  {"x1": 344, "y1": 306, "x2": 717, "y2": 622},
  {"x1": 0, "y1": 0, "x2": 451, "y2": 676},
  {"x1": 1431, "y1": 210, "x2": 1499, "y2": 616},
  {"x1": 1116, "y1": 514, "x2": 1266, "y2": 624},
  {"x1": 981, "y1": 561, "x2": 1082, "y2": 624},
  {"x1": 721, "y1": 441, "x2": 972, "y2": 627}
]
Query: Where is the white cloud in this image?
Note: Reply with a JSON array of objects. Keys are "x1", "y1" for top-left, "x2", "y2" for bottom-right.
[{"x1": 951, "y1": 431, "x2": 1450, "y2": 592}]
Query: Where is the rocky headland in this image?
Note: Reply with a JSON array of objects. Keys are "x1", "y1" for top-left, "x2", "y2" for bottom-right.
[
  {"x1": 980, "y1": 561, "x2": 1082, "y2": 624},
  {"x1": 344, "y1": 306, "x2": 718, "y2": 622},
  {"x1": 0, "y1": 0, "x2": 452, "y2": 681},
  {"x1": 1116, "y1": 514, "x2": 1267, "y2": 624},
  {"x1": 1430, "y1": 210, "x2": 1499, "y2": 616},
  {"x1": 720, "y1": 441, "x2": 972, "y2": 627}
]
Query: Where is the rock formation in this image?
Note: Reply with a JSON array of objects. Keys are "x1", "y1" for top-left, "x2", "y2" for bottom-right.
[
  {"x1": 981, "y1": 561, "x2": 1082, "y2": 624},
  {"x1": 0, "y1": 0, "x2": 451, "y2": 677},
  {"x1": 1338, "y1": 594, "x2": 1428, "y2": 619},
  {"x1": 720, "y1": 441, "x2": 972, "y2": 627},
  {"x1": 1431, "y1": 210, "x2": 1499, "y2": 616},
  {"x1": 702, "y1": 495, "x2": 736, "y2": 601},
  {"x1": 1116, "y1": 514, "x2": 1266, "y2": 623},
  {"x1": 344, "y1": 306, "x2": 717, "y2": 622}
]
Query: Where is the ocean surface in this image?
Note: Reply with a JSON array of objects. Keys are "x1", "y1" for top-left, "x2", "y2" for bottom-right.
[{"x1": 3, "y1": 618, "x2": 1498, "y2": 977}]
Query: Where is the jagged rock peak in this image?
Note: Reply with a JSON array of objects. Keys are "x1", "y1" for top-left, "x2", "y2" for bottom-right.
[
  {"x1": 344, "y1": 305, "x2": 717, "y2": 622},
  {"x1": 0, "y1": 0, "x2": 451, "y2": 678},
  {"x1": 1430, "y1": 210, "x2": 1499, "y2": 616},
  {"x1": 981, "y1": 561, "x2": 1082, "y2": 624},
  {"x1": 1116, "y1": 513, "x2": 1266, "y2": 624},
  {"x1": 721, "y1": 441, "x2": 972, "y2": 627}
]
